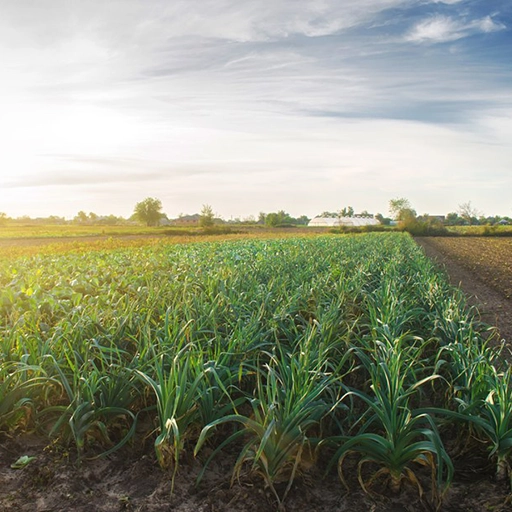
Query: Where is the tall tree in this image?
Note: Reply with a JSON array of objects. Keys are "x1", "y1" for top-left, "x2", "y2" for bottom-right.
[
  {"x1": 265, "y1": 210, "x2": 291, "y2": 227},
  {"x1": 74, "y1": 211, "x2": 88, "y2": 223},
  {"x1": 389, "y1": 198, "x2": 416, "y2": 221},
  {"x1": 199, "y1": 204, "x2": 215, "y2": 228},
  {"x1": 134, "y1": 197, "x2": 163, "y2": 227},
  {"x1": 458, "y1": 201, "x2": 481, "y2": 225}
]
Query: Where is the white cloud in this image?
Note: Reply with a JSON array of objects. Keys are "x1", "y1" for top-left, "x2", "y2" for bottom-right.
[
  {"x1": 0, "y1": 0, "x2": 412, "y2": 48},
  {"x1": 406, "y1": 14, "x2": 506, "y2": 43},
  {"x1": 430, "y1": 0, "x2": 465, "y2": 4},
  {"x1": 476, "y1": 15, "x2": 506, "y2": 33},
  {"x1": 406, "y1": 15, "x2": 463, "y2": 43}
]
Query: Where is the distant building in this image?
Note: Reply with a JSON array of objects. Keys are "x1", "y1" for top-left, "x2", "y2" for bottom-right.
[
  {"x1": 172, "y1": 214, "x2": 201, "y2": 226},
  {"x1": 158, "y1": 217, "x2": 172, "y2": 226}
]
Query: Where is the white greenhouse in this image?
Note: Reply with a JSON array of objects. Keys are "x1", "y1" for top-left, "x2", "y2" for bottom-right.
[{"x1": 308, "y1": 217, "x2": 380, "y2": 227}]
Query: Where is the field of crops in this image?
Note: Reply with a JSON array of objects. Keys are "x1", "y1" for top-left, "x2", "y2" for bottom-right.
[
  {"x1": 0, "y1": 224, "x2": 164, "y2": 239},
  {"x1": 447, "y1": 225, "x2": 512, "y2": 237},
  {"x1": 1, "y1": 233, "x2": 510, "y2": 510}
]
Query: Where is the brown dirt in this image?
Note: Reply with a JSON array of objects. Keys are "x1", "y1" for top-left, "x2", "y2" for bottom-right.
[
  {"x1": 1, "y1": 236, "x2": 512, "y2": 511},
  {"x1": 1, "y1": 433, "x2": 511, "y2": 512},
  {"x1": 415, "y1": 237, "x2": 512, "y2": 351}
]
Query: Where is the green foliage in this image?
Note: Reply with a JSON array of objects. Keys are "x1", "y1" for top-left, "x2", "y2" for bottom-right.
[
  {"x1": 0, "y1": 232, "x2": 505, "y2": 504},
  {"x1": 262, "y1": 210, "x2": 309, "y2": 227},
  {"x1": 195, "y1": 334, "x2": 344, "y2": 509},
  {"x1": 136, "y1": 346, "x2": 204, "y2": 488},
  {"x1": 331, "y1": 340, "x2": 453, "y2": 505},
  {"x1": 339, "y1": 206, "x2": 354, "y2": 218},
  {"x1": 447, "y1": 225, "x2": 512, "y2": 237},
  {"x1": 41, "y1": 346, "x2": 139, "y2": 460},
  {"x1": 199, "y1": 204, "x2": 215, "y2": 228},
  {"x1": 389, "y1": 198, "x2": 416, "y2": 221},
  {"x1": 265, "y1": 210, "x2": 291, "y2": 227},
  {"x1": 387, "y1": 197, "x2": 449, "y2": 235},
  {"x1": 133, "y1": 197, "x2": 163, "y2": 227},
  {"x1": 443, "y1": 366, "x2": 512, "y2": 482},
  {"x1": 0, "y1": 360, "x2": 48, "y2": 431},
  {"x1": 400, "y1": 216, "x2": 448, "y2": 236}
]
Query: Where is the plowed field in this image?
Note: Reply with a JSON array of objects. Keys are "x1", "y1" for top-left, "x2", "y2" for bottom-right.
[{"x1": 416, "y1": 237, "x2": 512, "y2": 347}]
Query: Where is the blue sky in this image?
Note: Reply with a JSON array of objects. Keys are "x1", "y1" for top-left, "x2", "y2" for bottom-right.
[{"x1": 0, "y1": 0, "x2": 510, "y2": 219}]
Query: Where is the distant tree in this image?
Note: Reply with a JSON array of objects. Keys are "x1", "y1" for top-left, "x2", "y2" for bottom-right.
[
  {"x1": 446, "y1": 212, "x2": 460, "y2": 226},
  {"x1": 375, "y1": 213, "x2": 391, "y2": 225},
  {"x1": 89, "y1": 212, "x2": 98, "y2": 222},
  {"x1": 398, "y1": 208, "x2": 417, "y2": 225},
  {"x1": 74, "y1": 211, "x2": 88, "y2": 223},
  {"x1": 265, "y1": 210, "x2": 292, "y2": 227},
  {"x1": 47, "y1": 215, "x2": 66, "y2": 225},
  {"x1": 339, "y1": 206, "x2": 354, "y2": 218},
  {"x1": 199, "y1": 204, "x2": 215, "y2": 228},
  {"x1": 389, "y1": 198, "x2": 416, "y2": 221},
  {"x1": 258, "y1": 212, "x2": 267, "y2": 224},
  {"x1": 0, "y1": 212, "x2": 8, "y2": 225},
  {"x1": 265, "y1": 212, "x2": 280, "y2": 227},
  {"x1": 134, "y1": 197, "x2": 163, "y2": 227},
  {"x1": 295, "y1": 215, "x2": 310, "y2": 225},
  {"x1": 266, "y1": 212, "x2": 279, "y2": 227},
  {"x1": 97, "y1": 214, "x2": 126, "y2": 225},
  {"x1": 458, "y1": 201, "x2": 481, "y2": 225}
]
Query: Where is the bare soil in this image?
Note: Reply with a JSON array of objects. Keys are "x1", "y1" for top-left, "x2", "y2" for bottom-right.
[
  {"x1": 1, "y1": 432, "x2": 511, "y2": 512},
  {"x1": 416, "y1": 237, "x2": 512, "y2": 351},
  {"x1": 1, "y1": 236, "x2": 512, "y2": 511}
]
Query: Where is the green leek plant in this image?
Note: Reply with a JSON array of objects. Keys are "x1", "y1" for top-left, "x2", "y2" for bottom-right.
[
  {"x1": 475, "y1": 367, "x2": 512, "y2": 483},
  {"x1": 0, "y1": 359, "x2": 49, "y2": 431},
  {"x1": 330, "y1": 340, "x2": 453, "y2": 506},
  {"x1": 445, "y1": 366, "x2": 512, "y2": 484},
  {"x1": 135, "y1": 345, "x2": 205, "y2": 490},
  {"x1": 41, "y1": 348, "x2": 139, "y2": 460},
  {"x1": 435, "y1": 339, "x2": 495, "y2": 411},
  {"x1": 195, "y1": 338, "x2": 342, "y2": 511}
]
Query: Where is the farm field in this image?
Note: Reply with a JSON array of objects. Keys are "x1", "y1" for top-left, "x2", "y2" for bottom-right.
[
  {"x1": 446, "y1": 225, "x2": 512, "y2": 237},
  {"x1": 417, "y1": 237, "x2": 512, "y2": 300},
  {"x1": 417, "y1": 237, "x2": 512, "y2": 351},
  {"x1": 1, "y1": 233, "x2": 511, "y2": 511},
  {"x1": 0, "y1": 224, "x2": 165, "y2": 240},
  {"x1": 0, "y1": 230, "x2": 311, "y2": 260}
]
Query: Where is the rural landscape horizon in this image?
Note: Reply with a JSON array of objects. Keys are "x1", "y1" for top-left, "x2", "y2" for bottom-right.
[{"x1": 0, "y1": 195, "x2": 511, "y2": 227}]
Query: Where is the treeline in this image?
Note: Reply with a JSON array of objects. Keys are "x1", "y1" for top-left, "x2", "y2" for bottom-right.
[
  {"x1": 0, "y1": 212, "x2": 131, "y2": 226},
  {"x1": 1, "y1": 197, "x2": 510, "y2": 229}
]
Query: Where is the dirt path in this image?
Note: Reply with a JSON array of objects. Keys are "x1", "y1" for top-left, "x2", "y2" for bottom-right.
[{"x1": 415, "y1": 237, "x2": 512, "y2": 353}]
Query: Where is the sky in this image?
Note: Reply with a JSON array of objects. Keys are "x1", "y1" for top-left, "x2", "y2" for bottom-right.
[{"x1": 0, "y1": 0, "x2": 511, "y2": 220}]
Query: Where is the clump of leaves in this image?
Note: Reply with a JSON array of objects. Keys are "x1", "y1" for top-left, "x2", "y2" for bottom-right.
[
  {"x1": 329, "y1": 339, "x2": 453, "y2": 507},
  {"x1": 195, "y1": 339, "x2": 342, "y2": 510}
]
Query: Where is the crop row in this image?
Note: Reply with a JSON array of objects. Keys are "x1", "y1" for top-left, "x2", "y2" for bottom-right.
[{"x1": 0, "y1": 233, "x2": 509, "y2": 509}]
